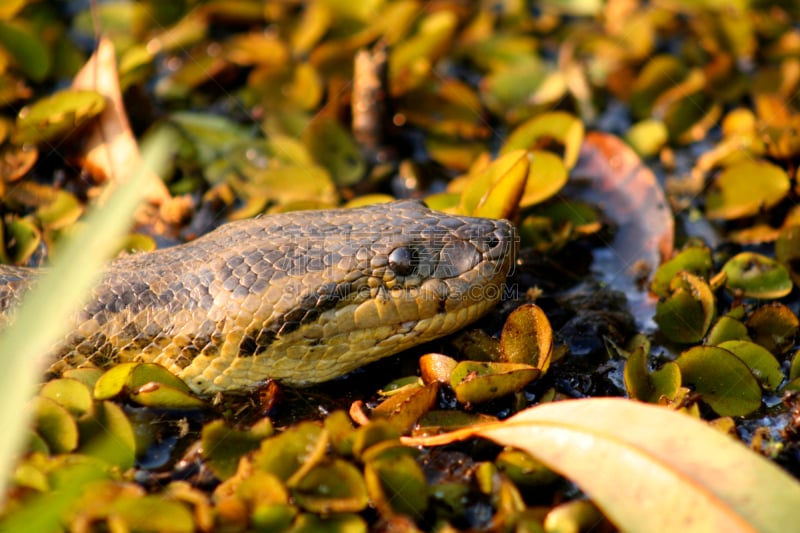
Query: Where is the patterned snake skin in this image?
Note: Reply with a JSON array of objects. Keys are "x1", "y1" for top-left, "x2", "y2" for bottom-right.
[{"x1": 0, "y1": 200, "x2": 517, "y2": 393}]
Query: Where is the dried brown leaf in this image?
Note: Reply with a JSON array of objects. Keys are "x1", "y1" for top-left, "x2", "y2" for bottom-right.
[{"x1": 72, "y1": 38, "x2": 171, "y2": 210}]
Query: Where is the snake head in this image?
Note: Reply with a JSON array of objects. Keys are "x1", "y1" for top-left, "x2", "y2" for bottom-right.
[{"x1": 227, "y1": 200, "x2": 518, "y2": 387}]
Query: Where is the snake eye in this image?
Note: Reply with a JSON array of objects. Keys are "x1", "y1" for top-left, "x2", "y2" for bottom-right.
[{"x1": 388, "y1": 246, "x2": 418, "y2": 276}]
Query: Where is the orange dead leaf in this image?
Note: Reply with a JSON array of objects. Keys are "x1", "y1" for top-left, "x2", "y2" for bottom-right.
[{"x1": 72, "y1": 37, "x2": 171, "y2": 209}]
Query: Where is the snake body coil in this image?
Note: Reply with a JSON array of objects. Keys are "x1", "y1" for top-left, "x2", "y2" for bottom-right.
[{"x1": 0, "y1": 201, "x2": 516, "y2": 393}]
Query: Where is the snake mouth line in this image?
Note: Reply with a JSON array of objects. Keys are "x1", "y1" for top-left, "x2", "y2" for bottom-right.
[{"x1": 192, "y1": 292, "x2": 507, "y2": 390}]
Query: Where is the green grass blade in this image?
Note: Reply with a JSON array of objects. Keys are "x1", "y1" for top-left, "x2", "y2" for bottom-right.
[{"x1": 0, "y1": 131, "x2": 171, "y2": 497}]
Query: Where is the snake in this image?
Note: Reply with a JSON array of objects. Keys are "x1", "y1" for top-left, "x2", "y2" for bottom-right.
[{"x1": 0, "y1": 200, "x2": 516, "y2": 394}]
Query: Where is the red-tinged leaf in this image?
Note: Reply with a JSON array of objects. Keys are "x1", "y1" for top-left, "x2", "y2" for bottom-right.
[
  {"x1": 573, "y1": 131, "x2": 674, "y2": 275},
  {"x1": 572, "y1": 132, "x2": 674, "y2": 323}
]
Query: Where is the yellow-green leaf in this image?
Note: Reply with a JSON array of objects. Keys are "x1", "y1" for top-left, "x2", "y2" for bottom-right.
[
  {"x1": 706, "y1": 161, "x2": 790, "y2": 220},
  {"x1": 520, "y1": 150, "x2": 568, "y2": 207},
  {"x1": 16, "y1": 89, "x2": 106, "y2": 144},
  {"x1": 500, "y1": 111, "x2": 584, "y2": 169},
  {"x1": 721, "y1": 252, "x2": 792, "y2": 299}
]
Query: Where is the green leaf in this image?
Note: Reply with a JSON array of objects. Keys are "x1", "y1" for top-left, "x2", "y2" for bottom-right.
[
  {"x1": 77, "y1": 401, "x2": 137, "y2": 469},
  {"x1": 651, "y1": 244, "x2": 713, "y2": 298},
  {"x1": 15, "y1": 89, "x2": 106, "y2": 144},
  {"x1": 624, "y1": 348, "x2": 680, "y2": 403},
  {"x1": 0, "y1": 20, "x2": 50, "y2": 81},
  {"x1": 499, "y1": 303, "x2": 553, "y2": 371},
  {"x1": 706, "y1": 315, "x2": 750, "y2": 345},
  {"x1": 461, "y1": 149, "x2": 529, "y2": 218},
  {"x1": 254, "y1": 422, "x2": 326, "y2": 483},
  {"x1": 789, "y1": 351, "x2": 800, "y2": 382},
  {"x1": 539, "y1": 0, "x2": 604, "y2": 16},
  {"x1": 39, "y1": 378, "x2": 93, "y2": 417},
  {"x1": 745, "y1": 303, "x2": 799, "y2": 354},
  {"x1": 364, "y1": 452, "x2": 428, "y2": 518},
  {"x1": 291, "y1": 513, "x2": 367, "y2": 533},
  {"x1": 202, "y1": 418, "x2": 274, "y2": 480},
  {"x1": 303, "y1": 116, "x2": 365, "y2": 186},
  {"x1": 35, "y1": 190, "x2": 83, "y2": 230},
  {"x1": 625, "y1": 119, "x2": 668, "y2": 157},
  {"x1": 0, "y1": 458, "x2": 111, "y2": 532},
  {"x1": 520, "y1": 150, "x2": 568, "y2": 207},
  {"x1": 292, "y1": 459, "x2": 369, "y2": 514},
  {"x1": 92, "y1": 362, "x2": 139, "y2": 399},
  {"x1": 107, "y1": 496, "x2": 195, "y2": 533},
  {"x1": 94, "y1": 362, "x2": 196, "y2": 402},
  {"x1": 31, "y1": 396, "x2": 78, "y2": 454},
  {"x1": 776, "y1": 225, "x2": 800, "y2": 286},
  {"x1": 655, "y1": 271, "x2": 716, "y2": 343},
  {"x1": 451, "y1": 361, "x2": 540, "y2": 404},
  {"x1": 675, "y1": 346, "x2": 762, "y2": 416},
  {"x1": 0, "y1": 218, "x2": 41, "y2": 266},
  {"x1": 389, "y1": 10, "x2": 458, "y2": 94},
  {"x1": 129, "y1": 382, "x2": 205, "y2": 409},
  {"x1": 716, "y1": 340, "x2": 783, "y2": 391},
  {"x1": 495, "y1": 448, "x2": 559, "y2": 488}
]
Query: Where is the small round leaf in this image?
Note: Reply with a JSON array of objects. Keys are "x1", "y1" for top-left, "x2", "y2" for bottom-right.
[
  {"x1": 721, "y1": 252, "x2": 792, "y2": 299},
  {"x1": 675, "y1": 346, "x2": 762, "y2": 416},
  {"x1": 292, "y1": 459, "x2": 369, "y2": 513},
  {"x1": 655, "y1": 272, "x2": 715, "y2": 343},
  {"x1": 716, "y1": 340, "x2": 783, "y2": 391},
  {"x1": 706, "y1": 161, "x2": 790, "y2": 220}
]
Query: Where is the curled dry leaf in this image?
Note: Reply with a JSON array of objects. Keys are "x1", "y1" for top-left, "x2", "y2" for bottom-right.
[
  {"x1": 573, "y1": 131, "x2": 674, "y2": 274},
  {"x1": 71, "y1": 38, "x2": 171, "y2": 212},
  {"x1": 404, "y1": 398, "x2": 800, "y2": 533},
  {"x1": 571, "y1": 132, "x2": 674, "y2": 325}
]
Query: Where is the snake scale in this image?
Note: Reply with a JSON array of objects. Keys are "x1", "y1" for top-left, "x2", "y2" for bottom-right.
[{"x1": 0, "y1": 200, "x2": 516, "y2": 393}]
